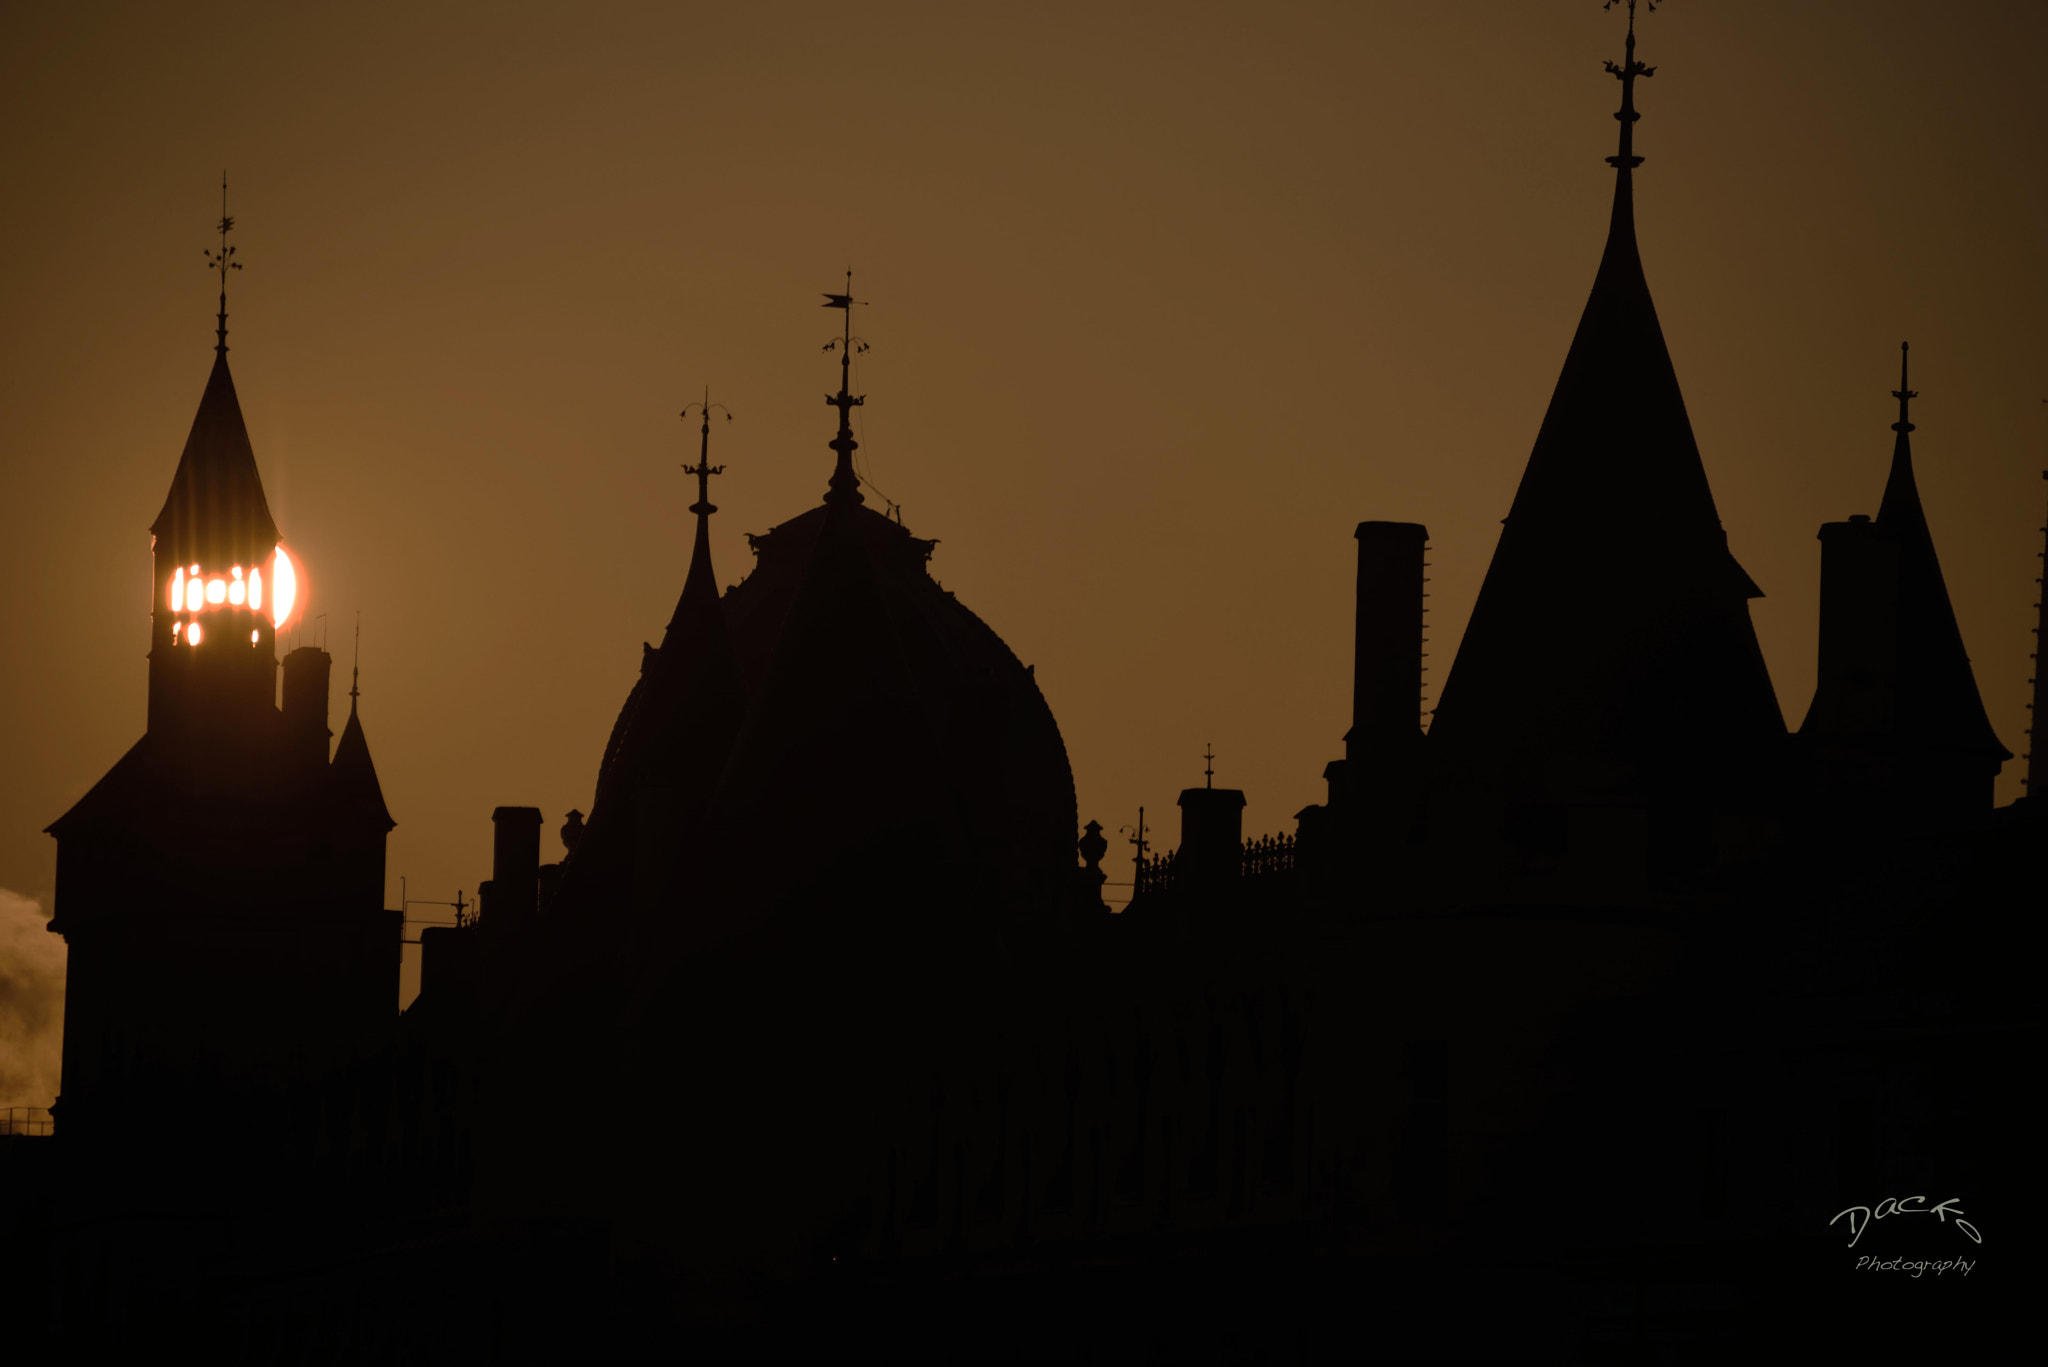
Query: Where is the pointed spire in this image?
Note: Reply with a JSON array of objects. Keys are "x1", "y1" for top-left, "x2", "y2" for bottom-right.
[
  {"x1": 157, "y1": 177, "x2": 275, "y2": 569},
  {"x1": 152, "y1": 353, "x2": 279, "y2": 568},
  {"x1": 1870, "y1": 345, "x2": 2009, "y2": 771},
  {"x1": 676, "y1": 389, "x2": 732, "y2": 621},
  {"x1": 822, "y1": 271, "x2": 868, "y2": 508},
  {"x1": 1879, "y1": 342, "x2": 1924, "y2": 526},
  {"x1": 203, "y1": 173, "x2": 241, "y2": 355},
  {"x1": 1430, "y1": 0, "x2": 1784, "y2": 817},
  {"x1": 331, "y1": 616, "x2": 394, "y2": 831}
]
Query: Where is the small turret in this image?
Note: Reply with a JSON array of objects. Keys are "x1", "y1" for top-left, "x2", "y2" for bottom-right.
[{"x1": 1800, "y1": 345, "x2": 2009, "y2": 813}]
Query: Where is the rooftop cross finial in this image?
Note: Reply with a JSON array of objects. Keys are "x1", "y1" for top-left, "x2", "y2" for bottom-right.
[
  {"x1": 1892, "y1": 341, "x2": 1917, "y2": 433},
  {"x1": 821, "y1": 270, "x2": 869, "y2": 507},
  {"x1": 1602, "y1": 0, "x2": 1660, "y2": 171},
  {"x1": 202, "y1": 172, "x2": 242, "y2": 354},
  {"x1": 681, "y1": 386, "x2": 733, "y2": 518},
  {"x1": 350, "y1": 611, "x2": 361, "y2": 709},
  {"x1": 1204, "y1": 742, "x2": 1215, "y2": 789}
]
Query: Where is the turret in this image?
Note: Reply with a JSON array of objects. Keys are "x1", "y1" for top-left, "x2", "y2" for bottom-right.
[
  {"x1": 1799, "y1": 346, "x2": 2009, "y2": 813},
  {"x1": 43, "y1": 188, "x2": 394, "y2": 1151}
]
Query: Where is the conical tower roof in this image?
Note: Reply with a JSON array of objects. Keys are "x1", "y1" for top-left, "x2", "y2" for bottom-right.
[
  {"x1": 1430, "y1": 21, "x2": 1782, "y2": 806},
  {"x1": 330, "y1": 701, "x2": 394, "y2": 830},
  {"x1": 150, "y1": 350, "x2": 280, "y2": 568},
  {"x1": 1873, "y1": 354, "x2": 2009, "y2": 764}
]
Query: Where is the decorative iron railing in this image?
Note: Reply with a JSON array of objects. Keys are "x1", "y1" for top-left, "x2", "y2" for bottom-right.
[
  {"x1": 1133, "y1": 831, "x2": 1297, "y2": 900},
  {"x1": 1242, "y1": 832, "x2": 1297, "y2": 881}
]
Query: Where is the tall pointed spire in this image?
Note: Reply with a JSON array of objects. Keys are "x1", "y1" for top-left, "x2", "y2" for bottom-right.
[
  {"x1": 822, "y1": 272, "x2": 867, "y2": 508},
  {"x1": 153, "y1": 179, "x2": 276, "y2": 571},
  {"x1": 1431, "y1": 0, "x2": 1782, "y2": 843}
]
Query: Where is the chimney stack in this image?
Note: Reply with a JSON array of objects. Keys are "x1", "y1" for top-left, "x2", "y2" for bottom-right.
[
  {"x1": 1176, "y1": 786, "x2": 1247, "y2": 892},
  {"x1": 279, "y1": 646, "x2": 332, "y2": 773},
  {"x1": 1349, "y1": 522, "x2": 1430, "y2": 762},
  {"x1": 490, "y1": 807, "x2": 544, "y2": 933},
  {"x1": 1809, "y1": 516, "x2": 1900, "y2": 740}
]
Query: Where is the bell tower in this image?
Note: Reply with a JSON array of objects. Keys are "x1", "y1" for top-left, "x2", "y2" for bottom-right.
[
  {"x1": 45, "y1": 186, "x2": 397, "y2": 1152},
  {"x1": 146, "y1": 180, "x2": 303, "y2": 741}
]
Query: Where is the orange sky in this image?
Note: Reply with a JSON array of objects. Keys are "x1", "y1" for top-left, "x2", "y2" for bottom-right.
[{"x1": 3, "y1": 1, "x2": 2044, "y2": 1013}]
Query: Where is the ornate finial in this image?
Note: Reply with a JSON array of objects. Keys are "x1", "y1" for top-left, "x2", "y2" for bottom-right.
[
  {"x1": 681, "y1": 386, "x2": 732, "y2": 517},
  {"x1": 1891, "y1": 342, "x2": 1917, "y2": 433},
  {"x1": 1602, "y1": 1, "x2": 1661, "y2": 171},
  {"x1": 1078, "y1": 819, "x2": 1109, "y2": 873},
  {"x1": 821, "y1": 270, "x2": 869, "y2": 507},
  {"x1": 202, "y1": 172, "x2": 242, "y2": 353},
  {"x1": 1203, "y1": 742, "x2": 1215, "y2": 789},
  {"x1": 350, "y1": 611, "x2": 361, "y2": 708}
]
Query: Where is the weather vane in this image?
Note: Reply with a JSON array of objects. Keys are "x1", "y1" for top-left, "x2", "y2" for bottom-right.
[
  {"x1": 1602, "y1": 0, "x2": 1662, "y2": 171},
  {"x1": 821, "y1": 269, "x2": 870, "y2": 506},
  {"x1": 1122, "y1": 807, "x2": 1150, "y2": 872},
  {"x1": 681, "y1": 386, "x2": 732, "y2": 517},
  {"x1": 203, "y1": 172, "x2": 242, "y2": 352}
]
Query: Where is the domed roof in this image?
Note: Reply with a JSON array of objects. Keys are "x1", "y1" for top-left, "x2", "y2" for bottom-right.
[
  {"x1": 564, "y1": 477, "x2": 1076, "y2": 954},
  {"x1": 721, "y1": 498, "x2": 1076, "y2": 896}
]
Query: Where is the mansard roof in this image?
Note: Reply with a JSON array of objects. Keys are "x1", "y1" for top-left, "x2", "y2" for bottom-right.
[{"x1": 151, "y1": 350, "x2": 280, "y2": 567}]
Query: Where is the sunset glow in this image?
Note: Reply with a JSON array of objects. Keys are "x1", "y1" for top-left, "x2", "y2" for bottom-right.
[{"x1": 271, "y1": 546, "x2": 298, "y2": 628}]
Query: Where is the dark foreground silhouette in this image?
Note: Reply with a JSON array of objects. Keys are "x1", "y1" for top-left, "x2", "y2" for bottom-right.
[{"x1": 5, "y1": 10, "x2": 2032, "y2": 1362}]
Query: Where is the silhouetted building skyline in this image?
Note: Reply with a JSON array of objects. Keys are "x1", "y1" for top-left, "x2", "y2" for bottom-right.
[{"x1": 9, "y1": 9, "x2": 2033, "y2": 1361}]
